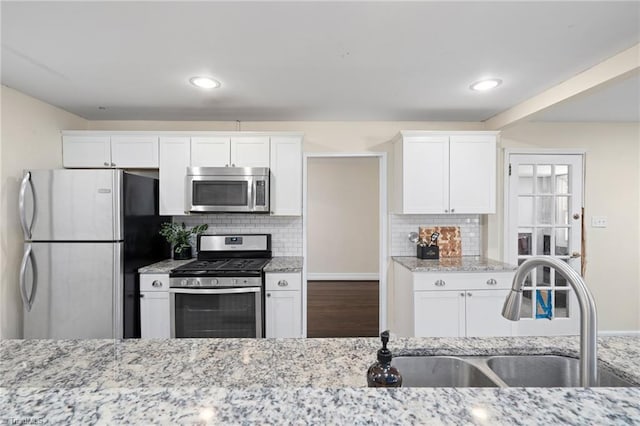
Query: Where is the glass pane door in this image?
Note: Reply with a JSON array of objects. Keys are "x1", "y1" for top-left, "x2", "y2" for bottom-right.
[{"x1": 507, "y1": 154, "x2": 583, "y2": 335}]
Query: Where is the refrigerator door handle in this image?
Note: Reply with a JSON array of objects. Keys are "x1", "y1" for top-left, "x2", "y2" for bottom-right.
[
  {"x1": 19, "y1": 172, "x2": 33, "y2": 240},
  {"x1": 19, "y1": 244, "x2": 37, "y2": 312}
]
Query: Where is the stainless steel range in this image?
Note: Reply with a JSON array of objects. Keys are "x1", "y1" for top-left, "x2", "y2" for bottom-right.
[{"x1": 169, "y1": 234, "x2": 271, "y2": 338}]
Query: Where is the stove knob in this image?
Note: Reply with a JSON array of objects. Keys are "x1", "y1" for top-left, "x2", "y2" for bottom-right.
[
  {"x1": 181, "y1": 279, "x2": 187, "y2": 287},
  {"x1": 212, "y1": 279, "x2": 218, "y2": 285},
  {"x1": 233, "y1": 279, "x2": 237, "y2": 285},
  {"x1": 189, "y1": 279, "x2": 199, "y2": 287},
  {"x1": 243, "y1": 279, "x2": 248, "y2": 284}
]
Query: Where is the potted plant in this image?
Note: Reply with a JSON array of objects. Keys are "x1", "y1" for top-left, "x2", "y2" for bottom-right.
[{"x1": 159, "y1": 222, "x2": 209, "y2": 260}]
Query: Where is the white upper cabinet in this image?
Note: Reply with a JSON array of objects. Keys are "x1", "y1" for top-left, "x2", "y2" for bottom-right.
[
  {"x1": 231, "y1": 136, "x2": 270, "y2": 167},
  {"x1": 63, "y1": 134, "x2": 158, "y2": 168},
  {"x1": 449, "y1": 135, "x2": 496, "y2": 214},
  {"x1": 159, "y1": 137, "x2": 191, "y2": 215},
  {"x1": 191, "y1": 137, "x2": 230, "y2": 167},
  {"x1": 270, "y1": 136, "x2": 302, "y2": 216},
  {"x1": 394, "y1": 131, "x2": 497, "y2": 214},
  {"x1": 191, "y1": 136, "x2": 269, "y2": 167},
  {"x1": 63, "y1": 135, "x2": 111, "y2": 168}
]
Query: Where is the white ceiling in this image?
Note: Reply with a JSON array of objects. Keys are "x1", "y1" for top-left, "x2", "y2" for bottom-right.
[{"x1": 1, "y1": 1, "x2": 639, "y2": 122}]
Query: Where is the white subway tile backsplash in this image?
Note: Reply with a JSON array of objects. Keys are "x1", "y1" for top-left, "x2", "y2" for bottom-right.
[
  {"x1": 391, "y1": 214, "x2": 482, "y2": 256},
  {"x1": 174, "y1": 214, "x2": 303, "y2": 256}
]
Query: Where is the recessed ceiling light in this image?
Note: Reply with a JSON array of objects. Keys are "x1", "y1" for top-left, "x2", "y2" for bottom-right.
[
  {"x1": 189, "y1": 76, "x2": 221, "y2": 89},
  {"x1": 470, "y1": 79, "x2": 502, "y2": 91}
]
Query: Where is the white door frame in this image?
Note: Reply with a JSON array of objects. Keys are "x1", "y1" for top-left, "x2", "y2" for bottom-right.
[{"x1": 302, "y1": 152, "x2": 388, "y2": 336}]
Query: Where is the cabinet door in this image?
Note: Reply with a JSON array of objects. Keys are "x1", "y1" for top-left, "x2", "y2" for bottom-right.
[
  {"x1": 449, "y1": 135, "x2": 496, "y2": 214},
  {"x1": 270, "y1": 136, "x2": 302, "y2": 216},
  {"x1": 402, "y1": 136, "x2": 449, "y2": 213},
  {"x1": 265, "y1": 290, "x2": 302, "y2": 338},
  {"x1": 230, "y1": 136, "x2": 270, "y2": 167},
  {"x1": 110, "y1": 136, "x2": 159, "y2": 168},
  {"x1": 159, "y1": 137, "x2": 191, "y2": 215},
  {"x1": 465, "y1": 290, "x2": 514, "y2": 337},
  {"x1": 63, "y1": 135, "x2": 111, "y2": 168},
  {"x1": 140, "y1": 292, "x2": 170, "y2": 339},
  {"x1": 414, "y1": 290, "x2": 465, "y2": 337},
  {"x1": 191, "y1": 137, "x2": 230, "y2": 167}
]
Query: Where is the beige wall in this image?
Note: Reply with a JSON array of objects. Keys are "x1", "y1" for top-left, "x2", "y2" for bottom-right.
[
  {"x1": 307, "y1": 157, "x2": 379, "y2": 275},
  {"x1": 487, "y1": 121, "x2": 640, "y2": 332},
  {"x1": 0, "y1": 86, "x2": 87, "y2": 338}
]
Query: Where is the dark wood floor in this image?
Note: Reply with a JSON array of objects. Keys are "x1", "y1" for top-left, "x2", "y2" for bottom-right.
[{"x1": 307, "y1": 280, "x2": 379, "y2": 337}]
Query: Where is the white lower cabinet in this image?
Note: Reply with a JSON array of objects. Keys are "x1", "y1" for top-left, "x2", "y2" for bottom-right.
[
  {"x1": 395, "y1": 263, "x2": 516, "y2": 337},
  {"x1": 265, "y1": 272, "x2": 302, "y2": 338},
  {"x1": 140, "y1": 274, "x2": 171, "y2": 339}
]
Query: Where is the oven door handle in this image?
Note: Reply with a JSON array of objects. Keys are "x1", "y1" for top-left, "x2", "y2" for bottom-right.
[{"x1": 169, "y1": 287, "x2": 261, "y2": 295}]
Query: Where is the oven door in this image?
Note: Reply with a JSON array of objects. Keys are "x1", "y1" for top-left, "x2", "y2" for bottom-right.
[{"x1": 170, "y1": 287, "x2": 262, "y2": 338}]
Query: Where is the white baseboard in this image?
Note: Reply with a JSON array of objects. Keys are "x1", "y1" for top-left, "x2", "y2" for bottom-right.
[
  {"x1": 306, "y1": 273, "x2": 379, "y2": 281},
  {"x1": 598, "y1": 330, "x2": 640, "y2": 337}
]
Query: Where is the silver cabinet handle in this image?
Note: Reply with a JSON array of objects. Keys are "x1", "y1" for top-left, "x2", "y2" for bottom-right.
[
  {"x1": 19, "y1": 245, "x2": 37, "y2": 312},
  {"x1": 467, "y1": 292, "x2": 472, "y2": 297},
  {"x1": 486, "y1": 278, "x2": 497, "y2": 286},
  {"x1": 460, "y1": 292, "x2": 464, "y2": 297},
  {"x1": 451, "y1": 208, "x2": 455, "y2": 213},
  {"x1": 111, "y1": 162, "x2": 116, "y2": 167},
  {"x1": 19, "y1": 172, "x2": 33, "y2": 240},
  {"x1": 103, "y1": 162, "x2": 109, "y2": 166},
  {"x1": 444, "y1": 209, "x2": 449, "y2": 213},
  {"x1": 277, "y1": 280, "x2": 288, "y2": 287},
  {"x1": 232, "y1": 163, "x2": 236, "y2": 167},
  {"x1": 434, "y1": 279, "x2": 446, "y2": 287},
  {"x1": 140, "y1": 294, "x2": 145, "y2": 298},
  {"x1": 152, "y1": 280, "x2": 163, "y2": 288},
  {"x1": 266, "y1": 293, "x2": 271, "y2": 297}
]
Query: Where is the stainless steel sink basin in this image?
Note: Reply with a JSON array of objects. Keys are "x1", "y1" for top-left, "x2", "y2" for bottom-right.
[
  {"x1": 392, "y1": 355, "x2": 636, "y2": 388},
  {"x1": 485, "y1": 355, "x2": 635, "y2": 387},
  {"x1": 392, "y1": 356, "x2": 500, "y2": 387}
]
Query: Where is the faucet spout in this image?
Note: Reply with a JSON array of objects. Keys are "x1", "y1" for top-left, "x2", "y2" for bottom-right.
[{"x1": 502, "y1": 256, "x2": 598, "y2": 387}]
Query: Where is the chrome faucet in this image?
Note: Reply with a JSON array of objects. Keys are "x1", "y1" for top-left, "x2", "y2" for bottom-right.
[{"x1": 502, "y1": 256, "x2": 598, "y2": 387}]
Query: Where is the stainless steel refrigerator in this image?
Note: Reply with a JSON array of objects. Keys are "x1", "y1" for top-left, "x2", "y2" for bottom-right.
[{"x1": 19, "y1": 169, "x2": 169, "y2": 339}]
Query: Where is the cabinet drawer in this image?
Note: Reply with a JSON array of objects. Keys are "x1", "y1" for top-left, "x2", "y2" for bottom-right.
[
  {"x1": 413, "y1": 272, "x2": 514, "y2": 291},
  {"x1": 140, "y1": 274, "x2": 170, "y2": 292},
  {"x1": 265, "y1": 273, "x2": 301, "y2": 291}
]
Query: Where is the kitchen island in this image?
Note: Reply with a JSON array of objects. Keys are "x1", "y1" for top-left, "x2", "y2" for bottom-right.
[{"x1": 1, "y1": 336, "x2": 639, "y2": 424}]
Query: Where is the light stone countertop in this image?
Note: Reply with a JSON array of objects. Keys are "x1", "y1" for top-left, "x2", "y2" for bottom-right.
[
  {"x1": 263, "y1": 256, "x2": 303, "y2": 273},
  {"x1": 1, "y1": 336, "x2": 639, "y2": 424},
  {"x1": 138, "y1": 258, "x2": 194, "y2": 273},
  {"x1": 393, "y1": 256, "x2": 518, "y2": 272}
]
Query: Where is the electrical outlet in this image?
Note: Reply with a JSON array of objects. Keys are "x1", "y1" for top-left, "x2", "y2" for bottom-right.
[{"x1": 591, "y1": 216, "x2": 608, "y2": 228}]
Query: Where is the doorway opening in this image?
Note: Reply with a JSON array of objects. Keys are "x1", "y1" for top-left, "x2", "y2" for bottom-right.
[{"x1": 302, "y1": 153, "x2": 387, "y2": 337}]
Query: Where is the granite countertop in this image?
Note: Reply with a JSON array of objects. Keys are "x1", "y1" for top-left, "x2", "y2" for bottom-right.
[
  {"x1": 264, "y1": 256, "x2": 303, "y2": 273},
  {"x1": 1, "y1": 336, "x2": 639, "y2": 424},
  {"x1": 393, "y1": 256, "x2": 517, "y2": 272},
  {"x1": 138, "y1": 258, "x2": 194, "y2": 273},
  {"x1": 139, "y1": 256, "x2": 303, "y2": 274}
]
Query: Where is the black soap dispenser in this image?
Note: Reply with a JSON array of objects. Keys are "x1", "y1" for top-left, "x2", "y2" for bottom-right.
[{"x1": 367, "y1": 330, "x2": 402, "y2": 387}]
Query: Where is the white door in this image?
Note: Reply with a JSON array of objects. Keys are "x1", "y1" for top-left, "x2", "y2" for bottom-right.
[
  {"x1": 159, "y1": 137, "x2": 191, "y2": 215},
  {"x1": 110, "y1": 136, "x2": 159, "y2": 168},
  {"x1": 449, "y1": 135, "x2": 496, "y2": 214},
  {"x1": 191, "y1": 137, "x2": 230, "y2": 167},
  {"x1": 506, "y1": 153, "x2": 583, "y2": 335},
  {"x1": 265, "y1": 291, "x2": 302, "y2": 338},
  {"x1": 414, "y1": 291, "x2": 465, "y2": 337},
  {"x1": 140, "y1": 292, "x2": 170, "y2": 339},
  {"x1": 270, "y1": 136, "x2": 302, "y2": 216},
  {"x1": 62, "y1": 135, "x2": 111, "y2": 168},
  {"x1": 230, "y1": 136, "x2": 270, "y2": 167},
  {"x1": 465, "y1": 290, "x2": 515, "y2": 337},
  {"x1": 402, "y1": 136, "x2": 449, "y2": 213}
]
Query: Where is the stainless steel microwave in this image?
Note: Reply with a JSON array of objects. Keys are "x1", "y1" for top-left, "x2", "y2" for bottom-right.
[{"x1": 186, "y1": 167, "x2": 269, "y2": 213}]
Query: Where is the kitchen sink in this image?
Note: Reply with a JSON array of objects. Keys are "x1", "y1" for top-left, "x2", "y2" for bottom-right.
[
  {"x1": 485, "y1": 355, "x2": 635, "y2": 387},
  {"x1": 392, "y1": 355, "x2": 637, "y2": 388},
  {"x1": 391, "y1": 356, "x2": 500, "y2": 387}
]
